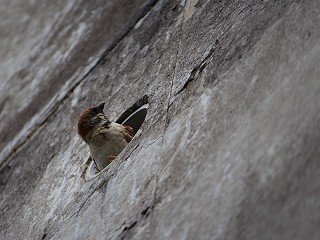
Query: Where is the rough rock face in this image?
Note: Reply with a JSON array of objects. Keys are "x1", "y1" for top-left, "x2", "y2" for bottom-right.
[{"x1": 1, "y1": 0, "x2": 320, "y2": 239}]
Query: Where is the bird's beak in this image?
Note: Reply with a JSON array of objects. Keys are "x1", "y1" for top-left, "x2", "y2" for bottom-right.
[{"x1": 94, "y1": 102, "x2": 105, "y2": 113}]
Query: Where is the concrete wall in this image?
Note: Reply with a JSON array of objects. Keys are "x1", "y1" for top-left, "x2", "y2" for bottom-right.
[{"x1": 0, "y1": 0, "x2": 320, "y2": 239}]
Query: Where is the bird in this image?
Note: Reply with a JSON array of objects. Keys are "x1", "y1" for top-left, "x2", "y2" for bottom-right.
[{"x1": 77, "y1": 102, "x2": 134, "y2": 171}]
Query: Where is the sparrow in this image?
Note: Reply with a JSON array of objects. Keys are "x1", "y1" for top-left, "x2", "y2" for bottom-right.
[{"x1": 77, "y1": 102, "x2": 134, "y2": 171}]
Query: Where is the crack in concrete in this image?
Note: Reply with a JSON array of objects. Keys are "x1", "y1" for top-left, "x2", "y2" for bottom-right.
[
  {"x1": 174, "y1": 46, "x2": 215, "y2": 96},
  {"x1": 116, "y1": 202, "x2": 156, "y2": 240},
  {"x1": 116, "y1": 220, "x2": 138, "y2": 240},
  {"x1": 0, "y1": 0, "x2": 160, "y2": 170}
]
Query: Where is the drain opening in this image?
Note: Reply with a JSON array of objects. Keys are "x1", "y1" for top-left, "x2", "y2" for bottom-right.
[
  {"x1": 120, "y1": 103, "x2": 148, "y2": 134},
  {"x1": 83, "y1": 96, "x2": 149, "y2": 180}
]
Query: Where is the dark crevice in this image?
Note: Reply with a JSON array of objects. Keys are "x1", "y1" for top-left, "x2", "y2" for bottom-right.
[
  {"x1": 141, "y1": 206, "x2": 151, "y2": 217},
  {"x1": 174, "y1": 46, "x2": 215, "y2": 96},
  {"x1": 117, "y1": 221, "x2": 138, "y2": 240},
  {"x1": 123, "y1": 221, "x2": 138, "y2": 232},
  {"x1": 116, "y1": 204, "x2": 156, "y2": 240}
]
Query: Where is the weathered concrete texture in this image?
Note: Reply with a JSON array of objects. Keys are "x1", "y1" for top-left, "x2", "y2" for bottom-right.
[{"x1": 0, "y1": 0, "x2": 320, "y2": 239}]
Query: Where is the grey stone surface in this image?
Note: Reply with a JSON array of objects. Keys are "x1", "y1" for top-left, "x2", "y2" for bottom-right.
[{"x1": 0, "y1": 0, "x2": 320, "y2": 239}]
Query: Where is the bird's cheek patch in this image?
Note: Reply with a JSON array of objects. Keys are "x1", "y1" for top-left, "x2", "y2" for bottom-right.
[{"x1": 89, "y1": 118, "x2": 100, "y2": 126}]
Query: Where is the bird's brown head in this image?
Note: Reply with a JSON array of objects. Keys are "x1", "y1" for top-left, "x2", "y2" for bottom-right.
[{"x1": 77, "y1": 102, "x2": 108, "y2": 142}]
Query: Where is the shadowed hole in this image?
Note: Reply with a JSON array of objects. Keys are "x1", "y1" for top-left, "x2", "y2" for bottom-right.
[{"x1": 82, "y1": 95, "x2": 149, "y2": 180}]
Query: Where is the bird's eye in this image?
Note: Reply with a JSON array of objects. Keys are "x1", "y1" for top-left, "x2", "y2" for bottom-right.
[{"x1": 90, "y1": 110, "x2": 97, "y2": 116}]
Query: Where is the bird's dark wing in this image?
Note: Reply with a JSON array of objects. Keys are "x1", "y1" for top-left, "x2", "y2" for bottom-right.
[{"x1": 122, "y1": 125, "x2": 134, "y2": 142}]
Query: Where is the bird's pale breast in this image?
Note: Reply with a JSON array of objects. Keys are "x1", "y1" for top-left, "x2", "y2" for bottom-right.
[{"x1": 89, "y1": 122, "x2": 128, "y2": 170}]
